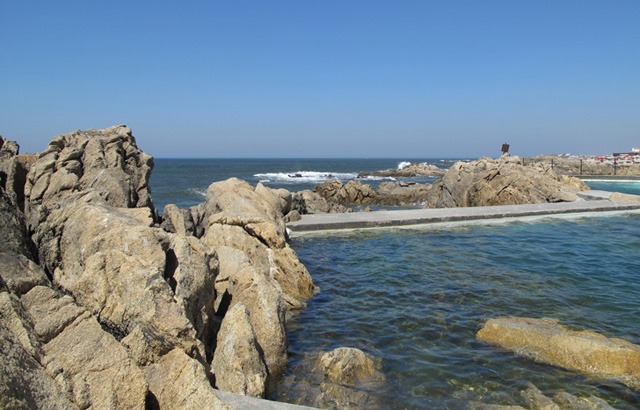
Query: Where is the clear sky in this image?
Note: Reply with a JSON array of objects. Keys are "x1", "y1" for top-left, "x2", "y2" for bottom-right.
[{"x1": 1, "y1": 1, "x2": 639, "y2": 158}]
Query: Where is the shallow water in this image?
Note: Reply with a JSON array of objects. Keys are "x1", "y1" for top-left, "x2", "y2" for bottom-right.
[{"x1": 274, "y1": 215, "x2": 640, "y2": 409}]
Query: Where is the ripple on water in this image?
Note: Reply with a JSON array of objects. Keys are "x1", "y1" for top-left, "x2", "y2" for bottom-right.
[{"x1": 272, "y1": 215, "x2": 640, "y2": 409}]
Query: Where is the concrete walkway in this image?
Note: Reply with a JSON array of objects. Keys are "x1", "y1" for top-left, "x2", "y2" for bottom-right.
[{"x1": 287, "y1": 198, "x2": 640, "y2": 234}]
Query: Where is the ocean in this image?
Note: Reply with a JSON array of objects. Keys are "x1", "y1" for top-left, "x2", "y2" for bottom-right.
[{"x1": 150, "y1": 159, "x2": 640, "y2": 409}]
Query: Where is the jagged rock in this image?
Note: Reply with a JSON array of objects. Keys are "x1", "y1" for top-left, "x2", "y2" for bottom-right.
[
  {"x1": 212, "y1": 302, "x2": 268, "y2": 398},
  {"x1": 525, "y1": 155, "x2": 619, "y2": 176},
  {"x1": 314, "y1": 180, "x2": 377, "y2": 205},
  {"x1": 477, "y1": 317, "x2": 640, "y2": 390},
  {"x1": 202, "y1": 178, "x2": 316, "y2": 309},
  {"x1": 311, "y1": 179, "x2": 431, "y2": 208},
  {"x1": 0, "y1": 187, "x2": 35, "y2": 259},
  {"x1": 375, "y1": 181, "x2": 431, "y2": 205},
  {"x1": 358, "y1": 162, "x2": 446, "y2": 178},
  {"x1": 215, "y1": 246, "x2": 287, "y2": 377},
  {"x1": 21, "y1": 285, "x2": 148, "y2": 409},
  {"x1": 0, "y1": 135, "x2": 19, "y2": 158},
  {"x1": 144, "y1": 348, "x2": 232, "y2": 409},
  {"x1": 0, "y1": 153, "x2": 37, "y2": 211},
  {"x1": 0, "y1": 252, "x2": 49, "y2": 296},
  {"x1": 24, "y1": 125, "x2": 155, "y2": 225},
  {"x1": 427, "y1": 157, "x2": 589, "y2": 208},
  {"x1": 0, "y1": 291, "x2": 78, "y2": 410},
  {"x1": 293, "y1": 190, "x2": 351, "y2": 214}
]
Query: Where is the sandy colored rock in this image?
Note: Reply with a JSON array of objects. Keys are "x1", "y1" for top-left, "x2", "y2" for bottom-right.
[
  {"x1": 22, "y1": 286, "x2": 148, "y2": 409},
  {"x1": 215, "y1": 246, "x2": 287, "y2": 376},
  {"x1": 144, "y1": 348, "x2": 231, "y2": 410},
  {"x1": 427, "y1": 157, "x2": 589, "y2": 208},
  {"x1": 609, "y1": 192, "x2": 640, "y2": 202},
  {"x1": 212, "y1": 302, "x2": 268, "y2": 398},
  {"x1": 24, "y1": 125, "x2": 155, "y2": 225},
  {"x1": 359, "y1": 162, "x2": 446, "y2": 178},
  {"x1": 0, "y1": 307, "x2": 78, "y2": 410},
  {"x1": 477, "y1": 317, "x2": 640, "y2": 390},
  {"x1": 203, "y1": 178, "x2": 316, "y2": 308},
  {"x1": 319, "y1": 347, "x2": 380, "y2": 387}
]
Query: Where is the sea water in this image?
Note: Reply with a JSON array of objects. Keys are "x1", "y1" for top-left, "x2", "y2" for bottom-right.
[
  {"x1": 149, "y1": 159, "x2": 640, "y2": 409},
  {"x1": 275, "y1": 216, "x2": 640, "y2": 408}
]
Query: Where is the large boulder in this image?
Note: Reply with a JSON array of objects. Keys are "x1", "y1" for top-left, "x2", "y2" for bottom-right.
[
  {"x1": 0, "y1": 135, "x2": 19, "y2": 158},
  {"x1": 144, "y1": 348, "x2": 231, "y2": 409},
  {"x1": 477, "y1": 317, "x2": 640, "y2": 390},
  {"x1": 212, "y1": 302, "x2": 268, "y2": 397},
  {"x1": 214, "y1": 246, "x2": 286, "y2": 378},
  {"x1": 201, "y1": 178, "x2": 316, "y2": 309},
  {"x1": 311, "y1": 179, "x2": 432, "y2": 208},
  {"x1": 426, "y1": 157, "x2": 589, "y2": 208}
]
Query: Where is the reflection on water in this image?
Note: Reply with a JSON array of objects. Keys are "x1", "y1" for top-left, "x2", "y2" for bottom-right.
[{"x1": 273, "y1": 215, "x2": 640, "y2": 409}]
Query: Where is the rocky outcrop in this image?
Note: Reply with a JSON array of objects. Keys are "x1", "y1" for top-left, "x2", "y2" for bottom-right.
[
  {"x1": 308, "y1": 179, "x2": 432, "y2": 208},
  {"x1": 524, "y1": 155, "x2": 630, "y2": 176},
  {"x1": 477, "y1": 317, "x2": 640, "y2": 390},
  {"x1": 24, "y1": 125, "x2": 155, "y2": 227},
  {"x1": 359, "y1": 162, "x2": 446, "y2": 178},
  {"x1": 1, "y1": 126, "x2": 315, "y2": 407},
  {"x1": 292, "y1": 190, "x2": 351, "y2": 214},
  {"x1": 0, "y1": 135, "x2": 19, "y2": 158},
  {"x1": 426, "y1": 157, "x2": 589, "y2": 208}
]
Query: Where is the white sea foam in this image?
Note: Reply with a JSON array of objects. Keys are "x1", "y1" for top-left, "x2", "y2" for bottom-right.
[
  {"x1": 188, "y1": 188, "x2": 207, "y2": 197},
  {"x1": 254, "y1": 171, "x2": 359, "y2": 184},
  {"x1": 397, "y1": 161, "x2": 412, "y2": 170}
]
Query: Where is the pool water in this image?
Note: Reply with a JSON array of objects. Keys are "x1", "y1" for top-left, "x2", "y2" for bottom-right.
[{"x1": 273, "y1": 214, "x2": 640, "y2": 409}]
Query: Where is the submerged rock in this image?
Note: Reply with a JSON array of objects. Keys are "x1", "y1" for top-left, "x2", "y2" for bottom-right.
[
  {"x1": 477, "y1": 317, "x2": 640, "y2": 390},
  {"x1": 319, "y1": 347, "x2": 381, "y2": 387}
]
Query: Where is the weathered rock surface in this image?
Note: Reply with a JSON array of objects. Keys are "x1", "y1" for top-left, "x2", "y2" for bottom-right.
[
  {"x1": 524, "y1": 155, "x2": 634, "y2": 176},
  {"x1": 212, "y1": 302, "x2": 268, "y2": 397},
  {"x1": 358, "y1": 162, "x2": 446, "y2": 178},
  {"x1": 144, "y1": 348, "x2": 231, "y2": 409},
  {"x1": 309, "y1": 179, "x2": 432, "y2": 208},
  {"x1": 22, "y1": 285, "x2": 149, "y2": 409},
  {"x1": 427, "y1": 157, "x2": 589, "y2": 208},
  {"x1": 24, "y1": 125, "x2": 155, "y2": 226},
  {"x1": 292, "y1": 189, "x2": 352, "y2": 214},
  {"x1": 477, "y1": 317, "x2": 640, "y2": 390},
  {"x1": 1, "y1": 126, "x2": 318, "y2": 406},
  {"x1": 0, "y1": 135, "x2": 20, "y2": 158},
  {"x1": 201, "y1": 178, "x2": 316, "y2": 310}
]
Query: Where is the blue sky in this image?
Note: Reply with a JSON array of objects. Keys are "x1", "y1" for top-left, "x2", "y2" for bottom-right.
[{"x1": 1, "y1": 1, "x2": 639, "y2": 158}]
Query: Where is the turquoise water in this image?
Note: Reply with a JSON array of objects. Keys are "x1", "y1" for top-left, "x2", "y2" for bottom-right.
[
  {"x1": 275, "y1": 215, "x2": 640, "y2": 409},
  {"x1": 583, "y1": 180, "x2": 640, "y2": 196}
]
